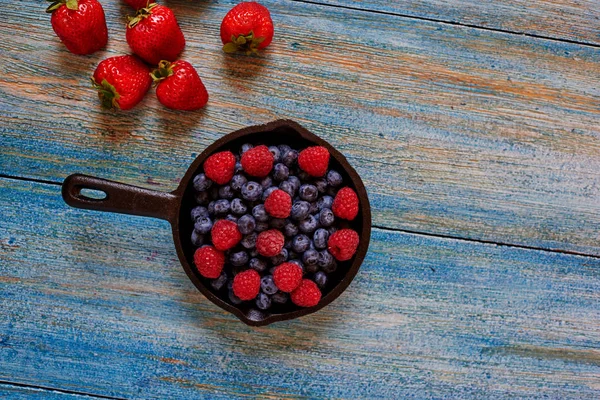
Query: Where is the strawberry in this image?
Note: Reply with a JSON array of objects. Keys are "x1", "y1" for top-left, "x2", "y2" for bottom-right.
[
  {"x1": 46, "y1": 0, "x2": 108, "y2": 55},
  {"x1": 151, "y1": 60, "x2": 209, "y2": 111},
  {"x1": 124, "y1": 0, "x2": 152, "y2": 10},
  {"x1": 126, "y1": 3, "x2": 185, "y2": 65},
  {"x1": 92, "y1": 55, "x2": 152, "y2": 110},
  {"x1": 220, "y1": 2, "x2": 273, "y2": 55}
]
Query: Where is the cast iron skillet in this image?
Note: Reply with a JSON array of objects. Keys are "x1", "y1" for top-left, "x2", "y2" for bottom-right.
[{"x1": 62, "y1": 120, "x2": 371, "y2": 326}]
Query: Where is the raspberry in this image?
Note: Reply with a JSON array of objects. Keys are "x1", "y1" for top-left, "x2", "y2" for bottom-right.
[
  {"x1": 327, "y1": 228, "x2": 359, "y2": 261},
  {"x1": 193, "y1": 246, "x2": 225, "y2": 279},
  {"x1": 203, "y1": 151, "x2": 236, "y2": 184},
  {"x1": 298, "y1": 146, "x2": 330, "y2": 177},
  {"x1": 232, "y1": 269, "x2": 261, "y2": 300},
  {"x1": 256, "y1": 229, "x2": 284, "y2": 257},
  {"x1": 264, "y1": 189, "x2": 292, "y2": 218},
  {"x1": 291, "y1": 279, "x2": 321, "y2": 307},
  {"x1": 332, "y1": 187, "x2": 359, "y2": 220},
  {"x1": 241, "y1": 145, "x2": 274, "y2": 178},
  {"x1": 211, "y1": 219, "x2": 242, "y2": 251},
  {"x1": 273, "y1": 262, "x2": 303, "y2": 292}
]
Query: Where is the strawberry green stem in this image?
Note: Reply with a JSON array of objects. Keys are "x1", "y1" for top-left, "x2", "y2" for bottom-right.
[
  {"x1": 127, "y1": 3, "x2": 158, "y2": 28},
  {"x1": 46, "y1": 0, "x2": 78, "y2": 13},
  {"x1": 91, "y1": 78, "x2": 120, "y2": 110},
  {"x1": 223, "y1": 31, "x2": 265, "y2": 55},
  {"x1": 150, "y1": 60, "x2": 175, "y2": 83}
]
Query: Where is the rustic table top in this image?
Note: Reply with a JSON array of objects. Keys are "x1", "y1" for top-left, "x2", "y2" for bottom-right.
[{"x1": 1, "y1": 0, "x2": 599, "y2": 398}]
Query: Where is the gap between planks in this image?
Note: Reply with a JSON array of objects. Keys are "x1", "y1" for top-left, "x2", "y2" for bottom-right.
[
  {"x1": 2, "y1": 173, "x2": 599, "y2": 261},
  {"x1": 0, "y1": 380, "x2": 126, "y2": 400},
  {"x1": 289, "y1": 0, "x2": 600, "y2": 49}
]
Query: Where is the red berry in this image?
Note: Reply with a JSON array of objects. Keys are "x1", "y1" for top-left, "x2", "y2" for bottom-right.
[
  {"x1": 291, "y1": 279, "x2": 321, "y2": 307},
  {"x1": 232, "y1": 269, "x2": 261, "y2": 300},
  {"x1": 240, "y1": 145, "x2": 274, "y2": 178},
  {"x1": 256, "y1": 229, "x2": 284, "y2": 257},
  {"x1": 126, "y1": 4, "x2": 185, "y2": 65},
  {"x1": 203, "y1": 151, "x2": 236, "y2": 184},
  {"x1": 220, "y1": 2, "x2": 273, "y2": 55},
  {"x1": 298, "y1": 146, "x2": 330, "y2": 177},
  {"x1": 124, "y1": 0, "x2": 152, "y2": 10},
  {"x1": 92, "y1": 55, "x2": 152, "y2": 110},
  {"x1": 193, "y1": 246, "x2": 225, "y2": 279},
  {"x1": 211, "y1": 219, "x2": 242, "y2": 251},
  {"x1": 327, "y1": 229, "x2": 359, "y2": 261},
  {"x1": 332, "y1": 187, "x2": 359, "y2": 221},
  {"x1": 273, "y1": 262, "x2": 303, "y2": 292},
  {"x1": 264, "y1": 189, "x2": 292, "y2": 218},
  {"x1": 152, "y1": 60, "x2": 209, "y2": 111},
  {"x1": 47, "y1": 0, "x2": 108, "y2": 55}
]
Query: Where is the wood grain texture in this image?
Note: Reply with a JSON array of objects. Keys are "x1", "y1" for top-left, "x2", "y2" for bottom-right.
[
  {"x1": 298, "y1": 0, "x2": 600, "y2": 46},
  {"x1": 1, "y1": 178, "x2": 599, "y2": 398},
  {"x1": 0, "y1": 384, "x2": 105, "y2": 400},
  {"x1": 1, "y1": 0, "x2": 599, "y2": 256}
]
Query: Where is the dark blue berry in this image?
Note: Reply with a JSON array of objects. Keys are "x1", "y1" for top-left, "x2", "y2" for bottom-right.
[
  {"x1": 230, "y1": 250, "x2": 249, "y2": 267},
  {"x1": 299, "y1": 215, "x2": 319, "y2": 233},
  {"x1": 317, "y1": 195, "x2": 334, "y2": 210},
  {"x1": 241, "y1": 232, "x2": 257, "y2": 249},
  {"x1": 284, "y1": 239, "x2": 292, "y2": 250},
  {"x1": 278, "y1": 144, "x2": 291, "y2": 156},
  {"x1": 269, "y1": 218, "x2": 286, "y2": 229},
  {"x1": 314, "y1": 178, "x2": 328, "y2": 193},
  {"x1": 291, "y1": 201, "x2": 310, "y2": 221},
  {"x1": 241, "y1": 143, "x2": 253, "y2": 154},
  {"x1": 237, "y1": 214, "x2": 256, "y2": 235},
  {"x1": 314, "y1": 271, "x2": 327, "y2": 288},
  {"x1": 271, "y1": 248, "x2": 288, "y2": 266},
  {"x1": 278, "y1": 180, "x2": 295, "y2": 197},
  {"x1": 230, "y1": 198, "x2": 247, "y2": 215},
  {"x1": 252, "y1": 204, "x2": 269, "y2": 222},
  {"x1": 193, "y1": 173, "x2": 212, "y2": 192},
  {"x1": 327, "y1": 226, "x2": 338, "y2": 236},
  {"x1": 260, "y1": 176, "x2": 273, "y2": 189},
  {"x1": 283, "y1": 221, "x2": 299, "y2": 237},
  {"x1": 292, "y1": 234, "x2": 311, "y2": 253},
  {"x1": 249, "y1": 249, "x2": 259, "y2": 258},
  {"x1": 194, "y1": 216, "x2": 213, "y2": 234},
  {"x1": 260, "y1": 275, "x2": 279, "y2": 295},
  {"x1": 268, "y1": 146, "x2": 281, "y2": 162},
  {"x1": 255, "y1": 221, "x2": 269, "y2": 232},
  {"x1": 313, "y1": 228, "x2": 329, "y2": 249},
  {"x1": 322, "y1": 259, "x2": 338, "y2": 273},
  {"x1": 211, "y1": 272, "x2": 228, "y2": 290},
  {"x1": 241, "y1": 181, "x2": 262, "y2": 201},
  {"x1": 282, "y1": 149, "x2": 298, "y2": 167},
  {"x1": 195, "y1": 191, "x2": 210, "y2": 205},
  {"x1": 235, "y1": 162, "x2": 243, "y2": 173},
  {"x1": 298, "y1": 171, "x2": 311, "y2": 181},
  {"x1": 327, "y1": 170, "x2": 343, "y2": 187},
  {"x1": 228, "y1": 290, "x2": 242, "y2": 305},
  {"x1": 230, "y1": 174, "x2": 247, "y2": 191},
  {"x1": 249, "y1": 257, "x2": 267, "y2": 272},
  {"x1": 256, "y1": 293, "x2": 272, "y2": 310},
  {"x1": 288, "y1": 176, "x2": 301, "y2": 192},
  {"x1": 319, "y1": 208, "x2": 335, "y2": 227},
  {"x1": 225, "y1": 214, "x2": 238, "y2": 223},
  {"x1": 318, "y1": 250, "x2": 334, "y2": 269},
  {"x1": 299, "y1": 184, "x2": 318, "y2": 201},
  {"x1": 218, "y1": 185, "x2": 234, "y2": 199},
  {"x1": 273, "y1": 163, "x2": 289, "y2": 181},
  {"x1": 214, "y1": 199, "x2": 230, "y2": 214},
  {"x1": 207, "y1": 201, "x2": 215, "y2": 215},
  {"x1": 191, "y1": 230, "x2": 204, "y2": 246},
  {"x1": 303, "y1": 249, "x2": 318, "y2": 266},
  {"x1": 272, "y1": 292, "x2": 289, "y2": 304},
  {"x1": 309, "y1": 202, "x2": 319, "y2": 215},
  {"x1": 261, "y1": 186, "x2": 277, "y2": 201},
  {"x1": 191, "y1": 206, "x2": 208, "y2": 221}
]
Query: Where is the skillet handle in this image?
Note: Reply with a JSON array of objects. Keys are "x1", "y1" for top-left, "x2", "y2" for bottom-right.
[{"x1": 62, "y1": 174, "x2": 179, "y2": 223}]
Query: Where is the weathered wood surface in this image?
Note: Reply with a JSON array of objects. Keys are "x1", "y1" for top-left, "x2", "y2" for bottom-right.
[
  {"x1": 1, "y1": 178, "x2": 599, "y2": 399},
  {"x1": 1, "y1": 0, "x2": 599, "y2": 256},
  {"x1": 0, "y1": 384, "x2": 99, "y2": 399},
  {"x1": 303, "y1": 0, "x2": 600, "y2": 46}
]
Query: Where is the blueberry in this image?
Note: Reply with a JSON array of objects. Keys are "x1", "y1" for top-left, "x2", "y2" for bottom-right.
[
  {"x1": 302, "y1": 249, "x2": 318, "y2": 269},
  {"x1": 194, "y1": 216, "x2": 213, "y2": 234},
  {"x1": 260, "y1": 275, "x2": 279, "y2": 295},
  {"x1": 256, "y1": 293, "x2": 272, "y2": 310},
  {"x1": 282, "y1": 149, "x2": 298, "y2": 167},
  {"x1": 289, "y1": 259, "x2": 304, "y2": 271},
  {"x1": 214, "y1": 199, "x2": 230, "y2": 214},
  {"x1": 299, "y1": 184, "x2": 318, "y2": 202},
  {"x1": 283, "y1": 221, "x2": 299, "y2": 237},
  {"x1": 241, "y1": 181, "x2": 262, "y2": 201},
  {"x1": 318, "y1": 250, "x2": 334, "y2": 269},
  {"x1": 241, "y1": 143, "x2": 253, "y2": 154},
  {"x1": 268, "y1": 146, "x2": 281, "y2": 162},
  {"x1": 261, "y1": 186, "x2": 277, "y2": 201},
  {"x1": 230, "y1": 251, "x2": 249, "y2": 267},
  {"x1": 271, "y1": 248, "x2": 289, "y2": 266},
  {"x1": 278, "y1": 144, "x2": 292, "y2": 156},
  {"x1": 228, "y1": 290, "x2": 242, "y2": 305},
  {"x1": 314, "y1": 271, "x2": 327, "y2": 288},
  {"x1": 195, "y1": 191, "x2": 210, "y2": 205},
  {"x1": 241, "y1": 232, "x2": 257, "y2": 249},
  {"x1": 319, "y1": 208, "x2": 335, "y2": 227},
  {"x1": 278, "y1": 180, "x2": 295, "y2": 197},
  {"x1": 230, "y1": 198, "x2": 247, "y2": 215},
  {"x1": 225, "y1": 214, "x2": 238, "y2": 223},
  {"x1": 255, "y1": 221, "x2": 269, "y2": 232},
  {"x1": 207, "y1": 201, "x2": 215, "y2": 215},
  {"x1": 191, "y1": 206, "x2": 208, "y2": 221},
  {"x1": 249, "y1": 257, "x2": 267, "y2": 272},
  {"x1": 292, "y1": 234, "x2": 311, "y2": 253},
  {"x1": 272, "y1": 291, "x2": 289, "y2": 304},
  {"x1": 191, "y1": 230, "x2": 204, "y2": 246},
  {"x1": 327, "y1": 170, "x2": 343, "y2": 187},
  {"x1": 299, "y1": 215, "x2": 319, "y2": 233},
  {"x1": 209, "y1": 186, "x2": 220, "y2": 199},
  {"x1": 211, "y1": 272, "x2": 228, "y2": 290},
  {"x1": 269, "y1": 218, "x2": 286, "y2": 229},
  {"x1": 218, "y1": 185, "x2": 234, "y2": 199},
  {"x1": 313, "y1": 228, "x2": 329, "y2": 249},
  {"x1": 235, "y1": 162, "x2": 243, "y2": 173},
  {"x1": 193, "y1": 173, "x2": 212, "y2": 192},
  {"x1": 252, "y1": 204, "x2": 269, "y2": 222},
  {"x1": 314, "y1": 178, "x2": 328, "y2": 193},
  {"x1": 288, "y1": 176, "x2": 301, "y2": 193},
  {"x1": 298, "y1": 171, "x2": 311, "y2": 181},
  {"x1": 230, "y1": 174, "x2": 247, "y2": 191},
  {"x1": 317, "y1": 195, "x2": 334, "y2": 210},
  {"x1": 284, "y1": 239, "x2": 292, "y2": 250},
  {"x1": 309, "y1": 202, "x2": 319, "y2": 215},
  {"x1": 327, "y1": 226, "x2": 338, "y2": 236},
  {"x1": 238, "y1": 214, "x2": 256, "y2": 235},
  {"x1": 322, "y1": 259, "x2": 338, "y2": 273},
  {"x1": 290, "y1": 201, "x2": 310, "y2": 221},
  {"x1": 260, "y1": 176, "x2": 273, "y2": 189},
  {"x1": 273, "y1": 163, "x2": 289, "y2": 181}
]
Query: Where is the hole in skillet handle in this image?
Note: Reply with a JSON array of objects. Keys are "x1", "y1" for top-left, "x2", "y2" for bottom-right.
[
  {"x1": 79, "y1": 188, "x2": 108, "y2": 201},
  {"x1": 174, "y1": 119, "x2": 372, "y2": 326}
]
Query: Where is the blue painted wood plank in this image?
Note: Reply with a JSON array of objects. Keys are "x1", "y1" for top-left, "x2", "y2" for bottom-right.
[
  {"x1": 1, "y1": 0, "x2": 599, "y2": 256},
  {"x1": 0, "y1": 383, "x2": 104, "y2": 399},
  {"x1": 1, "y1": 178, "x2": 599, "y2": 398}
]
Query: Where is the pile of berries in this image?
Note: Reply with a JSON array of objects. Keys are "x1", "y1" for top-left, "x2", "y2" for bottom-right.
[{"x1": 189, "y1": 144, "x2": 360, "y2": 311}]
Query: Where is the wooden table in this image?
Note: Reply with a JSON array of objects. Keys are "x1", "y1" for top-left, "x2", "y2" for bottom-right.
[{"x1": 1, "y1": 0, "x2": 599, "y2": 398}]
